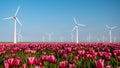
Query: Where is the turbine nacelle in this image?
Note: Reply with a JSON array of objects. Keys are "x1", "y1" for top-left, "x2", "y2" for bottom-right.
[
  {"x1": 106, "y1": 25, "x2": 117, "y2": 30},
  {"x1": 13, "y1": 16, "x2": 16, "y2": 19}
]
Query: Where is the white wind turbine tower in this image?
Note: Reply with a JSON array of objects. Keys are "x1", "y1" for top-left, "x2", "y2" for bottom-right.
[
  {"x1": 3, "y1": 6, "x2": 22, "y2": 43},
  {"x1": 47, "y1": 32, "x2": 53, "y2": 42},
  {"x1": 106, "y1": 25, "x2": 117, "y2": 43},
  {"x1": 113, "y1": 37, "x2": 116, "y2": 42},
  {"x1": 102, "y1": 35, "x2": 105, "y2": 42},
  {"x1": 72, "y1": 17, "x2": 86, "y2": 43}
]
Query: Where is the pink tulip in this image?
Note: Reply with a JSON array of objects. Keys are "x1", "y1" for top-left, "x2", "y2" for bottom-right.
[
  {"x1": 69, "y1": 59, "x2": 74, "y2": 64},
  {"x1": 117, "y1": 56, "x2": 120, "y2": 61},
  {"x1": 4, "y1": 55, "x2": 9, "y2": 60},
  {"x1": 75, "y1": 56, "x2": 79, "y2": 60},
  {"x1": 95, "y1": 59, "x2": 104, "y2": 68},
  {"x1": 7, "y1": 58, "x2": 15, "y2": 66},
  {"x1": 78, "y1": 50, "x2": 85, "y2": 56},
  {"x1": 4, "y1": 60, "x2": 9, "y2": 68},
  {"x1": 105, "y1": 55, "x2": 111, "y2": 61},
  {"x1": 24, "y1": 49, "x2": 31, "y2": 54},
  {"x1": 49, "y1": 53, "x2": 57, "y2": 63},
  {"x1": 27, "y1": 57, "x2": 35, "y2": 65},
  {"x1": 31, "y1": 50, "x2": 36, "y2": 54},
  {"x1": 14, "y1": 59, "x2": 21, "y2": 66},
  {"x1": 67, "y1": 47, "x2": 72, "y2": 52},
  {"x1": 117, "y1": 66, "x2": 120, "y2": 68},
  {"x1": 69, "y1": 64, "x2": 75, "y2": 68},
  {"x1": 22, "y1": 64, "x2": 27, "y2": 68},
  {"x1": 11, "y1": 53, "x2": 16, "y2": 58},
  {"x1": 41, "y1": 54, "x2": 49, "y2": 61},
  {"x1": 59, "y1": 61, "x2": 68, "y2": 68},
  {"x1": 58, "y1": 50, "x2": 65, "y2": 56},
  {"x1": 106, "y1": 65, "x2": 112, "y2": 68},
  {"x1": 63, "y1": 53, "x2": 68, "y2": 59},
  {"x1": 35, "y1": 58, "x2": 41, "y2": 65}
]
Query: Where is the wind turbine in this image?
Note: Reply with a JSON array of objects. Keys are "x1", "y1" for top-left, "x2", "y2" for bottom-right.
[
  {"x1": 102, "y1": 35, "x2": 105, "y2": 42},
  {"x1": 47, "y1": 32, "x2": 53, "y2": 42},
  {"x1": 72, "y1": 17, "x2": 85, "y2": 43},
  {"x1": 106, "y1": 25, "x2": 117, "y2": 43},
  {"x1": 113, "y1": 37, "x2": 116, "y2": 42},
  {"x1": 3, "y1": 6, "x2": 22, "y2": 43},
  {"x1": 17, "y1": 29, "x2": 23, "y2": 42}
]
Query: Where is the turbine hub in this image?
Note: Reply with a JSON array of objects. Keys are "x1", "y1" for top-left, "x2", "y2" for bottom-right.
[{"x1": 13, "y1": 16, "x2": 16, "y2": 19}]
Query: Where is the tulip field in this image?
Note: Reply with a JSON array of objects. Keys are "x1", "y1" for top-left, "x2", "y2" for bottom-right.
[{"x1": 0, "y1": 42, "x2": 120, "y2": 68}]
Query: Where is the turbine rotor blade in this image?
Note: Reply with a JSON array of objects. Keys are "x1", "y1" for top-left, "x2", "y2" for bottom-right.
[
  {"x1": 73, "y1": 17, "x2": 77, "y2": 24},
  {"x1": 111, "y1": 26, "x2": 117, "y2": 29},
  {"x1": 3, "y1": 17, "x2": 13, "y2": 20},
  {"x1": 72, "y1": 26, "x2": 76, "y2": 32},
  {"x1": 16, "y1": 17, "x2": 22, "y2": 26},
  {"x1": 78, "y1": 24, "x2": 86, "y2": 26},
  {"x1": 106, "y1": 25, "x2": 110, "y2": 29},
  {"x1": 15, "y1": 6, "x2": 20, "y2": 16}
]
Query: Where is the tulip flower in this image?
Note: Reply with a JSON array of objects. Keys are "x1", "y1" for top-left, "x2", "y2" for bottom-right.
[
  {"x1": 22, "y1": 64, "x2": 27, "y2": 68},
  {"x1": 41, "y1": 54, "x2": 49, "y2": 61},
  {"x1": 59, "y1": 61, "x2": 68, "y2": 68},
  {"x1": 4, "y1": 60, "x2": 9, "y2": 68},
  {"x1": 106, "y1": 65, "x2": 112, "y2": 68},
  {"x1": 7, "y1": 58, "x2": 15, "y2": 66},
  {"x1": 67, "y1": 47, "x2": 72, "y2": 52},
  {"x1": 95, "y1": 59, "x2": 104, "y2": 68},
  {"x1": 105, "y1": 55, "x2": 111, "y2": 61},
  {"x1": 63, "y1": 53, "x2": 68, "y2": 59},
  {"x1": 14, "y1": 59, "x2": 21, "y2": 66},
  {"x1": 4, "y1": 55, "x2": 9, "y2": 60},
  {"x1": 69, "y1": 64, "x2": 75, "y2": 68},
  {"x1": 49, "y1": 53, "x2": 57, "y2": 63},
  {"x1": 75, "y1": 56, "x2": 79, "y2": 60},
  {"x1": 35, "y1": 58, "x2": 42, "y2": 65},
  {"x1": 11, "y1": 53, "x2": 16, "y2": 58},
  {"x1": 27, "y1": 57, "x2": 36, "y2": 65},
  {"x1": 117, "y1": 56, "x2": 120, "y2": 61},
  {"x1": 31, "y1": 50, "x2": 36, "y2": 54}
]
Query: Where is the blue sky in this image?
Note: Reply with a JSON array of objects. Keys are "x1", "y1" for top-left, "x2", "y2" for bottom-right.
[{"x1": 0, "y1": 0, "x2": 120, "y2": 42}]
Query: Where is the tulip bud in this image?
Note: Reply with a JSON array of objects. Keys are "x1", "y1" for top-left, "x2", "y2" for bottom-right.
[
  {"x1": 106, "y1": 65, "x2": 112, "y2": 68},
  {"x1": 11, "y1": 53, "x2": 16, "y2": 58},
  {"x1": 4, "y1": 55, "x2": 9, "y2": 60},
  {"x1": 14, "y1": 59, "x2": 21, "y2": 66},
  {"x1": 69, "y1": 64, "x2": 75, "y2": 68},
  {"x1": 49, "y1": 53, "x2": 57, "y2": 63},
  {"x1": 22, "y1": 64, "x2": 27, "y2": 68},
  {"x1": 59, "y1": 61, "x2": 68, "y2": 68},
  {"x1": 27, "y1": 57, "x2": 35, "y2": 65},
  {"x1": 67, "y1": 47, "x2": 72, "y2": 52},
  {"x1": 4, "y1": 60, "x2": 9, "y2": 68},
  {"x1": 7, "y1": 58, "x2": 15, "y2": 66},
  {"x1": 75, "y1": 56, "x2": 79, "y2": 60},
  {"x1": 95, "y1": 59, "x2": 104, "y2": 68},
  {"x1": 63, "y1": 53, "x2": 68, "y2": 59}
]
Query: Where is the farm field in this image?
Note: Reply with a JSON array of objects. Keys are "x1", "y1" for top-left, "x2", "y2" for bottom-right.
[{"x1": 0, "y1": 42, "x2": 120, "y2": 68}]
